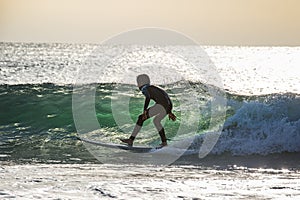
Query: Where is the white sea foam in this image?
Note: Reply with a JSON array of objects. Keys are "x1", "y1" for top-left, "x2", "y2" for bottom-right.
[
  {"x1": 190, "y1": 96, "x2": 300, "y2": 156},
  {"x1": 1, "y1": 164, "x2": 299, "y2": 199}
]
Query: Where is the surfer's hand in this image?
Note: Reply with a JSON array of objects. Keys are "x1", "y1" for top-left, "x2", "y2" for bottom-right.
[
  {"x1": 142, "y1": 110, "x2": 148, "y2": 120},
  {"x1": 168, "y1": 113, "x2": 176, "y2": 121}
]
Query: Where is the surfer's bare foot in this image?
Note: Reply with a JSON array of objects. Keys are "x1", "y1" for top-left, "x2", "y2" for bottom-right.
[{"x1": 120, "y1": 138, "x2": 133, "y2": 146}]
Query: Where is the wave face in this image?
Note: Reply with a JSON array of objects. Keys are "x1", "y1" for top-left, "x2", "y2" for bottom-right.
[
  {"x1": 0, "y1": 84, "x2": 299, "y2": 163},
  {"x1": 0, "y1": 43, "x2": 299, "y2": 164}
]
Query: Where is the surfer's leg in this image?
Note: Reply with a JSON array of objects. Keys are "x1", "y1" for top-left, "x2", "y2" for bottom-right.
[
  {"x1": 150, "y1": 105, "x2": 167, "y2": 146},
  {"x1": 121, "y1": 104, "x2": 165, "y2": 146},
  {"x1": 128, "y1": 104, "x2": 160, "y2": 137},
  {"x1": 158, "y1": 128, "x2": 167, "y2": 146},
  {"x1": 153, "y1": 114, "x2": 167, "y2": 146},
  {"x1": 122, "y1": 111, "x2": 150, "y2": 146},
  {"x1": 131, "y1": 113, "x2": 149, "y2": 137}
]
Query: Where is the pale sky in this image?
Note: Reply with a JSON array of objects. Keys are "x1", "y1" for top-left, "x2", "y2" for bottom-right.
[{"x1": 0, "y1": 0, "x2": 300, "y2": 45}]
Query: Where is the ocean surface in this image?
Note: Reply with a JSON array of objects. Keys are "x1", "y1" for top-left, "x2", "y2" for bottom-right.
[
  {"x1": 1, "y1": 42, "x2": 300, "y2": 199},
  {"x1": 0, "y1": 42, "x2": 299, "y2": 166}
]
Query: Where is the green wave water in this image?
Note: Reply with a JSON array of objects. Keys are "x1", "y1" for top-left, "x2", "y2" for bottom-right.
[
  {"x1": 0, "y1": 82, "x2": 220, "y2": 163},
  {"x1": 1, "y1": 83, "x2": 300, "y2": 164}
]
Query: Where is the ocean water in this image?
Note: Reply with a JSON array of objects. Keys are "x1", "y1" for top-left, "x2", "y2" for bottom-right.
[
  {"x1": 1, "y1": 42, "x2": 300, "y2": 200},
  {"x1": 0, "y1": 42, "x2": 299, "y2": 166}
]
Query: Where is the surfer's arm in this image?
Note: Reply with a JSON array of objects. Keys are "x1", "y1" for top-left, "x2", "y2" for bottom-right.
[
  {"x1": 168, "y1": 112, "x2": 176, "y2": 121},
  {"x1": 141, "y1": 97, "x2": 150, "y2": 120},
  {"x1": 141, "y1": 86, "x2": 150, "y2": 111},
  {"x1": 144, "y1": 97, "x2": 150, "y2": 111}
]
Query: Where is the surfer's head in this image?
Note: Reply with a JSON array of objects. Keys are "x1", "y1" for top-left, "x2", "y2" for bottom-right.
[{"x1": 137, "y1": 74, "x2": 150, "y2": 89}]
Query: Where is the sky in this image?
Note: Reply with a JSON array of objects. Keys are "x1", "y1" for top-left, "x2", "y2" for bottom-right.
[{"x1": 0, "y1": 0, "x2": 300, "y2": 45}]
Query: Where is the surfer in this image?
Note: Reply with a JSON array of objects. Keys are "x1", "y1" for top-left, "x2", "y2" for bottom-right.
[{"x1": 120, "y1": 74, "x2": 176, "y2": 148}]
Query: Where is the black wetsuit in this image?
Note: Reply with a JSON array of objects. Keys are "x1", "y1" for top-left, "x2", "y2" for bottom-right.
[
  {"x1": 128, "y1": 84, "x2": 173, "y2": 144},
  {"x1": 140, "y1": 84, "x2": 173, "y2": 114}
]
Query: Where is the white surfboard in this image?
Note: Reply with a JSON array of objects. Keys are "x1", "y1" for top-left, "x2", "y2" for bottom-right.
[{"x1": 77, "y1": 137, "x2": 156, "y2": 153}]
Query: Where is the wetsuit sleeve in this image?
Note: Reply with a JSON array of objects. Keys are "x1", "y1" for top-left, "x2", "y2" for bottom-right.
[
  {"x1": 141, "y1": 86, "x2": 150, "y2": 111},
  {"x1": 144, "y1": 97, "x2": 150, "y2": 111}
]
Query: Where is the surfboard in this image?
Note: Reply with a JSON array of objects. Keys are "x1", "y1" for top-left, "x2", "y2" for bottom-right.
[{"x1": 77, "y1": 137, "x2": 155, "y2": 153}]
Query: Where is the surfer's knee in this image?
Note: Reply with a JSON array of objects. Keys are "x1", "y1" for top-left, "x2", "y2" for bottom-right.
[{"x1": 137, "y1": 114, "x2": 146, "y2": 126}]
